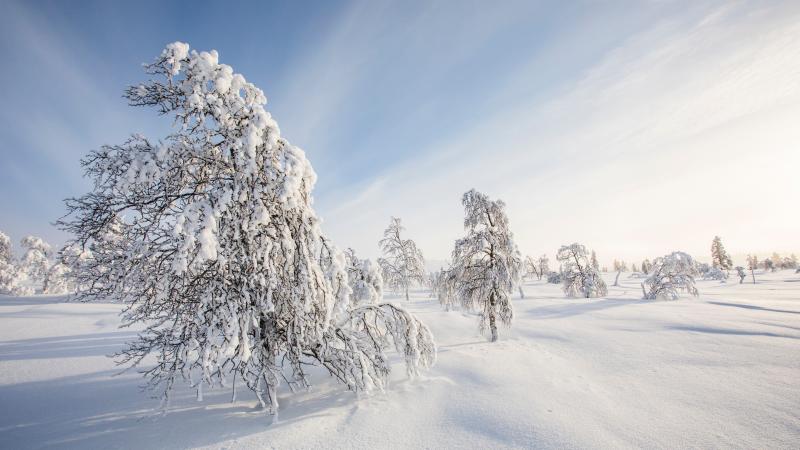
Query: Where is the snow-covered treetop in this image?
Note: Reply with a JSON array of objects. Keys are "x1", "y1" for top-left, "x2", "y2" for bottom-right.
[
  {"x1": 20, "y1": 236, "x2": 51, "y2": 255},
  {"x1": 0, "y1": 231, "x2": 10, "y2": 263},
  {"x1": 556, "y1": 243, "x2": 607, "y2": 298},
  {"x1": 642, "y1": 251, "x2": 699, "y2": 300}
]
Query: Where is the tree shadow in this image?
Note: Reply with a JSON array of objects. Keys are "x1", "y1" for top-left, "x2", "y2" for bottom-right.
[
  {"x1": 0, "y1": 362, "x2": 368, "y2": 449},
  {"x1": 665, "y1": 325, "x2": 799, "y2": 340},
  {"x1": 0, "y1": 331, "x2": 139, "y2": 361},
  {"x1": 707, "y1": 301, "x2": 800, "y2": 315},
  {"x1": 526, "y1": 298, "x2": 630, "y2": 319}
]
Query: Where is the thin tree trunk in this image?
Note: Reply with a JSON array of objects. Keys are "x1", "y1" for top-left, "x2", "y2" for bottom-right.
[{"x1": 489, "y1": 291, "x2": 498, "y2": 342}]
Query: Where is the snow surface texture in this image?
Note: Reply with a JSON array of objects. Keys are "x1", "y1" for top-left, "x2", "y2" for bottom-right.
[{"x1": 1, "y1": 271, "x2": 798, "y2": 449}]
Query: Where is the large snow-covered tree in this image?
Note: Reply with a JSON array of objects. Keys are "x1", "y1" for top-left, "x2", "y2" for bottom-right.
[
  {"x1": 450, "y1": 189, "x2": 522, "y2": 342},
  {"x1": 711, "y1": 236, "x2": 733, "y2": 270},
  {"x1": 377, "y1": 217, "x2": 426, "y2": 301},
  {"x1": 58, "y1": 42, "x2": 434, "y2": 418},
  {"x1": 641, "y1": 251, "x2": 699, "y2": 300},
  {"x1": 556, "y1": 243, "x2": 608, "y2": 298}
]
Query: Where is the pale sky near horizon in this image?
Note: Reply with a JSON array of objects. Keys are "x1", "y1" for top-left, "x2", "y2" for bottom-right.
[{"x1": 0, "y1": 0, "x2": 798, "y2": 267}]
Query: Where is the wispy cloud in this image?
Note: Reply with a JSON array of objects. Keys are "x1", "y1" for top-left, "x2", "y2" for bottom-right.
[{"x1": 314, "y1": 1, "x2": 800, "y2": 264}]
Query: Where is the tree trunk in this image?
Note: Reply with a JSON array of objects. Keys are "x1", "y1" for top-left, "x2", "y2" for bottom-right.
[
  {"x1": 405, "y1": 286, "x2": 409, "y2": 301},
  {"x1": 489, "y1": 291, "x2": 498, "y2": 342}
]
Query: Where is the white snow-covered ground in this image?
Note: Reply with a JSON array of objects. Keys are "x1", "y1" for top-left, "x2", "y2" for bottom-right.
[{"x1": 1, "y1": 271, "x2": 798, "y2": 449}]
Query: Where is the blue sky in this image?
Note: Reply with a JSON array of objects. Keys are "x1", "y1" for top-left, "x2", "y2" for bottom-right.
[{"x1": 1, "y1": 0, "x2": 798, "y2": 265}]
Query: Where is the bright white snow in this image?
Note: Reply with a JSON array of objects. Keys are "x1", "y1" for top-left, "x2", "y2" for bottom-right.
[{"x1": 1, "y1": 271, "x2": 798, "y2": 449}]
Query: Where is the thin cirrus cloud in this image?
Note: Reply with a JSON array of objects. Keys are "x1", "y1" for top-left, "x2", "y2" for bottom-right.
[
  {"x1": 0, "y1": 0, "x2": 797, "y2": 267},
  {"x1": 310, "y1": 1, "x2": 800, "y2": 265}
]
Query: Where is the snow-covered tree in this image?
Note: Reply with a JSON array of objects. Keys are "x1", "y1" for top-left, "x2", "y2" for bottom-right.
[
  {"x1": 377, "y1": 217, "x2": 426, "y2": 301},
  {"x1": 546, "y1": 271, "x2": 562, "y2": 284},
  {"x1": 735, "y1": 266, "x2": 746, "y2": 284},
  {"x1": 631, "y1": 263, "x2": 639, "y2": 273},
  {"x1": 781, "y1": 254, "x2": 798, "y2": 270},
  {"x1": 58, "y1": 42, "x2": 435, "y2": 418},
  {"x1": 524, "y1": 255, "x2": 539, "y2": 280},
  {"x1": 702, "y1": 266, "x2": 728, "y2": 282},
  {"x1": 450, "y1": 189, "x2": 522, "y2": 342},
  {"x1": 590, "y1": 250, "x2": 600, "y2": 271},
  {"x1": 711, "y1": 236, "x2": 733, "y2": 270},
  {"x1": 641, "y1": 259, "x2": 652, "y2": 274},
  {"x1": 746, "y1": 254, "x2": 758, "y2": 284},
  {"x1": 641, "y1": 251, "x2": 699, "y2": 300},
  {"x1": 17, "y1": 235, "x2": 52, "y2": 294},
  {"x1": 556, "y1": 243, "x2": 608, "y2": 298},
  {"x1": 343, "y1": 248, "x2": 383, "y2": 306},
  {"x1": 0, "y1": 231, "x2": 18, "y2": 295},
  {"x1": 432, "y1": 267, "x2": 458, "y2": 311},
  {"x1": 612, "y1": 259, "x2": 628, "y2": 286},
  {"x1": 537, "y1": 255, "x2": 550, "y2": 280}
]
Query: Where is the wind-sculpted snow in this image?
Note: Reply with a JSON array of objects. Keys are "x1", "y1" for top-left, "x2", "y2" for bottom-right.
[{"x1": 1, "y1": 271, "x2": 799, "y2": 448}]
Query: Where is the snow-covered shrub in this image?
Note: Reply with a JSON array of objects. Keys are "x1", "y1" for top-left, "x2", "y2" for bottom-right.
[
  {"x1": 377, "y1": 217, "x2": 426, "y2": 301},
  {"x1": 641, "y1": 251, "x2": 699, "y2": 300},
  {"x1": 546, "y1": 271, "x2": 562, "y2": 284},
  {"x1": 58, "y1": 42, "x2": 435, "y2": 418},
  {"x1": 628, "y1": 271, "x2": 647, "y2": 279},
  {"x1": 556, "y1": 243, "x2": 608, "y2": 298},
  {"x1": 701, "y1": 266, "x2": 728, "y2": 282},
  {"x1": 450, "y1": 189, "x2": 522, "y2": 342},
  {"x1": 344, "y1": 248, "x2": 383, "y2": 306}
]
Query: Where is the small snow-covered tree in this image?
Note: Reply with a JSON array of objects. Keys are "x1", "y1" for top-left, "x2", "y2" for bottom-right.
[
  {"x1": 556, "y1": 243, "x2": 607, "y2": 298},
  {"x1": 735, "y1": 266, "x2": 746, "y2": 284},
  {"x1": 377, "y1": 217, "x2": 426, "y2": 301},
  {"x1": 746, "y1": 254, "x2": 758, "y2": 284},
  {"x1": 537, "y1": 255, "x2": 550, "y2": 280},
  {"x1": 343, "y1": 248, "x2": 383, "y2": 306},
  {"x1": 18, "y1": 236, "x2": 52, "y2": 294},
  {"x1": 450, "y1": 190, "x2": 522, "y2": 342},
  {"x1": 524, "y1": 255, "x2": 539, "y2": 280},
  {"x1": 612, "y1": 259, "x2": 628, "y2": 286},
  {"x1": 631, "y1": 263, "x2": 639, "y2": 273},
  {"x1": 58, "y1": 42, "x2": 434, "y2": 418},
  {"x1": 432, "y1": 267, "x2": 458, "y2": 311},
  {"x1": 711, "y1": 236, "x2": 733, "y2": 270},
  {"x1": 702, "y1": 266, "x2": 728, "y2": 282},
  {"x1": 641, "y1": 259, "x2": 652, "y2": 274},
  {"x1": 546, "y1": 271, "x2": 562, "y2": 284},
  {"x1": 641, "y1": 251, "x2": 699, "y2": 300},
  {"x1": 590, "y1": 250, "x2": 600, "y2": 271}
]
